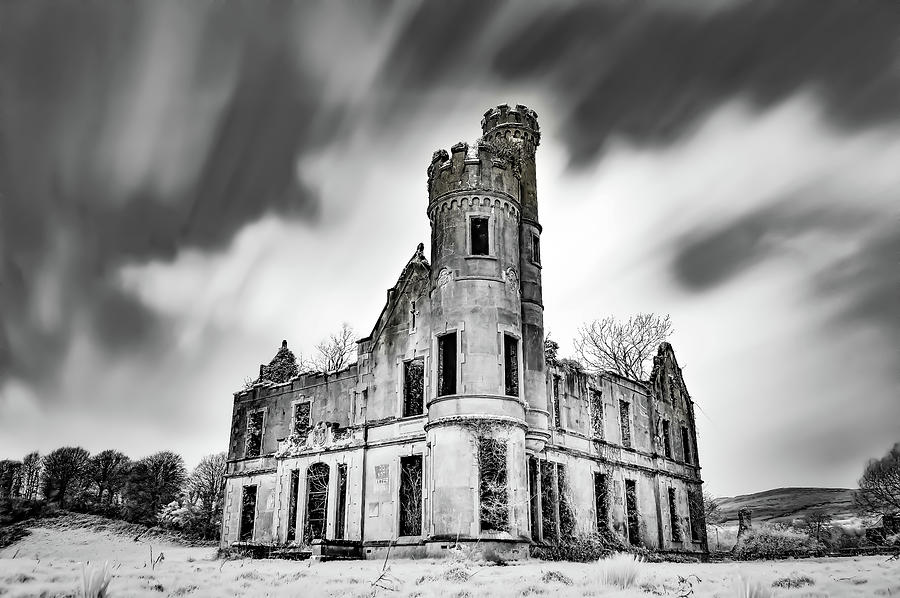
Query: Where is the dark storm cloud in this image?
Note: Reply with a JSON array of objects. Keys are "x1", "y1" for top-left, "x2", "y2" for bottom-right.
[
  {"x1": 3, "y1": 0, "x2": 898, "y2": 393},
  {"x1": 671, "y1": 203, "x2": 870, "y2": 291},
  {"x1": 671, "y1": 202, "x2": 899, "y2": 348},
  {"x1": 0, "y1": 3, "x2": 340, "y2": 388},
  {"x1": 490, "y1": 0, "x2": 900, "y2": 164},
  {"x1": 375, "y1": 1, "x2": 899, "y2": 163}
]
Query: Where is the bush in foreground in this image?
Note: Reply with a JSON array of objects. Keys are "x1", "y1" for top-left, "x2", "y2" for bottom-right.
[{"x1": 732, "y1": 525, "x2": 821, "y2": 560}]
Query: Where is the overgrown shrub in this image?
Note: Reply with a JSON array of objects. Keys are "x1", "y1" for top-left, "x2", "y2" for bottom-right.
[
  {"x1": 732, "y1": 525, "x2": 821, "y2": 560},
  {"x1": 532, "y1": 528, "x2": 663, "y2": 563},
  {"x1": 532, "y1": 533, "x2": 611, "y2": 562},
  {"x1": 0, "y1": 524, "x2": 30, "y2": 548},
  {"x1": 772, "y1": 574, "x2": 814, "y2": 588},
  {"x1": 0, "y1": 497, "x2": 58, "y2": 526}
]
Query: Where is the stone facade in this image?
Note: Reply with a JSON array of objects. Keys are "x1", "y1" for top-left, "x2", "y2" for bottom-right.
[{"x1": 220, "y1": 104, "x2": 707, "y2": 559}]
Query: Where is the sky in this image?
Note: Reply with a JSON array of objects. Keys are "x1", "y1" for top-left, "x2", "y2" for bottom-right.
[{"x1": 1, "y1": 0, "x2": 898, "y2": 497}]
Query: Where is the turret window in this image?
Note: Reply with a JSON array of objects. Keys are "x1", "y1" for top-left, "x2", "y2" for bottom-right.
[
  {"x1": 437, "y1": 332, "x2": 457, "y2": 396},
  {"x1": 532, "y1": 233, "x2": 541, "y2": 265},
  {"x1": 503, "y1": 334, "x2": 519, "y2": 397},
  {"x1": 470, "y1": 217, "x2": 489, "y2": 255}
]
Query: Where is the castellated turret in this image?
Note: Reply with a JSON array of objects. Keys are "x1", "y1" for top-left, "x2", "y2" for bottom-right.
[{"x1": 424, "y1": 104, "x2": 549, "y2": 543}]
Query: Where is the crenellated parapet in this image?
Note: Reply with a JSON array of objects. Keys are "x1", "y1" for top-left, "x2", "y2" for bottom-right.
[
  {"x1": 481, "y1": 104, "x2": 540, "y2": 147},
  {"x1": 427, "y1": 138, "x2": 526, "y2": 209}
]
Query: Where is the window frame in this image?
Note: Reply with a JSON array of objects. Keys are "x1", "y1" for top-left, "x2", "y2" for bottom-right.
[
  {"x1": 662, "y1": 419, "x2": 672, "y2": 458},
  {"x1": 668, "y1": 487, "x2": 682, "y2": 542},
  {"x1": 436, "y1": 331, "x2": 458, "y2": 397},
  {"x1": 466, "y1": 213, "x2": 493, "y2": 256},
  {"x1": 239, "y1": 484, "x2": 258, "y2": 542},
  {"x1": 290, "y1": 399, "x2": 312, "y2": 439},
  {"x1": 531, "y1": 232, "x2": 541, "y2": 265},
  {"x1": 681, "y1": 425, "x2": 693, "y2": 464},
  {"x1": 398, "y1": 455, "x2": 424, "y2": 537},
  {"x1": 244, "y1": 408, "x2": 267, "y2": 458},
  {"x1": 401, "y1": 356, "x2": 426, "y2": 417},
  {"x1": 619, "y1": 400, "x2": 632, "y2": 448},
  {"x1": 502, "y1": 333, "x2": 520, "y2": 397}
]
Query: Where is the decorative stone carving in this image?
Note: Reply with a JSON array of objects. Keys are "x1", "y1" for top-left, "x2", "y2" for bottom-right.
[
  {"x1": 504, "y1": 268, "x2": 519, "y2": 294},
  {"x1": 436, "y1": 268, "x2": 452, "y2": 288}
]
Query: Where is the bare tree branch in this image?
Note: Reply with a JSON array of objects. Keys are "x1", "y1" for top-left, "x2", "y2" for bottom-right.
[
  {"x1": 300, "y1": 323, "x2": 358, "y2": 373},
  {"x1": 856, "y1": 442, "x2": 900, "y2": 515},
  {"x1": 575, "y1": 313, "x2": 673, "y2": 380}
]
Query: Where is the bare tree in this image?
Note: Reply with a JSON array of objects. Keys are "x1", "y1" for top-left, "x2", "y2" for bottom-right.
[
  {"x1": 20, "y1": 452, "x2": 42, "y2": 499},
  {"x1": 855, "y1": 442, "x2": 900, "y2": 515},
  {"x1": 575, "y1": 313, "x2": 673, "y2": 380},
  {"x1": 187, "y1": 452, "x2": 227, "y2": 539},
  {"x1": 703, "y1": 490, "x2": 723, "y2": 524},
  {"x1": 302, "y1": 323, "x2": 357, "y2": 373},
  {"x1": 803, "y1": 509, "x2": 833, "y2": 544},
  {"x1": 0, "y1": 460, "x2": 22, "y2": 498}
]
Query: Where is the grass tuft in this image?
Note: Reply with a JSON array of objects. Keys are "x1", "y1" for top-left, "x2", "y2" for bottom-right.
[
  {"x1": 731, "y1": 575, "x2": 774, "y2": 598},
  {"x1": 80, "y1": 561, "x2": 112, "y2": 598},
  {"x1": 594, "y1": 552, "x2": 643, "y2": 589}
]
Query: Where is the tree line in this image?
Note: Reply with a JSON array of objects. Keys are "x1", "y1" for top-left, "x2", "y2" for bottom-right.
[{"x1": 0, "y1": 448, "x2": 226, "y2": 540}]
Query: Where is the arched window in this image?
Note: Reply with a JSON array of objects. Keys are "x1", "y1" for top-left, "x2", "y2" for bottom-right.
[{"x1": 304, "y1": 463, "x2": 330, "y2": 542}]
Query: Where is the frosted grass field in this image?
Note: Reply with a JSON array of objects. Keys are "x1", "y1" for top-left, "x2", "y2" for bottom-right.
[{"x1": 1, "y1": 520, "x2": 897, "y2": 597}]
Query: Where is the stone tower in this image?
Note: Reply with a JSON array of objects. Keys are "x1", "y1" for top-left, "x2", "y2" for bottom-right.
[{"x1": 424, "y1": 104, "x2": 548, "y2": 552}]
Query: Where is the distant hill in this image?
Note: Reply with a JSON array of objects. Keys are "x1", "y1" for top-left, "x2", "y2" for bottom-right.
[{"x1": 713, "y1": 487, "x2": 859, "y2": 526}]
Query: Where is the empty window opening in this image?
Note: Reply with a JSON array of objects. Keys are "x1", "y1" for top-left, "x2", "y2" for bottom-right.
[
  {"x1": 552, "y1": 376, "x2": 562, "y2": 428},
  {"x1": 399, "y1": 456, "x2": 423, "y2": 536},
  {"x1": 478, "y1": 437, "x2": 509, "y2": 532},
  {"x1": 539, "y1": 461, "x2": 557, "y2": 543},
  {"x1": 536, "y1": 461, "x2": 574, "y2": 544},
  {"x1": 662, "y1": 420, "x2": 672, "y2": 458},
  {"x1": 293, "y1": 402, "x2": 311, "y2": 442},
  {"x1": 528, "y1": 457, "x2": 540, "y2": 541},
  {"x1": 403, "y1": 358, "x2": 425, "y2": 417},
  {"x1": 619, "y1": 401, "x2": 632, "y2": 448},
  {"x1": 304, "y1": 463, "x2": 330, "y2": 543},
  {"x1": 624, "y1": 479, "x2": 639, "y2": 545},
  {"x1": 245, "y1": 410, "x2": 264, "y2": 458},
  {"x1": 471, "y1": 217, "x2": 489, "y2": 255},
  {"x1": 688, "y1": 490, "x2": 704, "y2": 543},
  {"x1": 681, "y1": 426, "x2": 692, "y2": 464},
  {"x1": 668, "y1": 487, "x2": 681, "y2": 542},
  {"x1": 437, "y1": 332, "x2": 457, "y2": 397},
  {"x1": 590, "y1": 390, "x2": 603, "y2": 438},
  {"x1": 532, "y1": 233, "x2": 541, "y2": 265},
  {"x1": 503, "y1": 334, "x2": 519, "y2": 397},
  {"x1": 287, "y1": 470, "x2": 300, "y2": 541},
  {"x1": 239, "y1": 485, "x2": 257, "y2": 542},
  {"x1": 335, "y1": 464, "x2": 348, "y2": 540},
  {"x1": 557, "y1": 464, "x2": 576, "y2": 537},
  {"x1": 594, "y1": 472, "x2": 609, "y2": 533}
]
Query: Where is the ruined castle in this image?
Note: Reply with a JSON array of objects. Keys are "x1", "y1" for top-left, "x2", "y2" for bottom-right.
[{"x1": 220, "y1": 105, "x2": 707, "y2": 559}]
